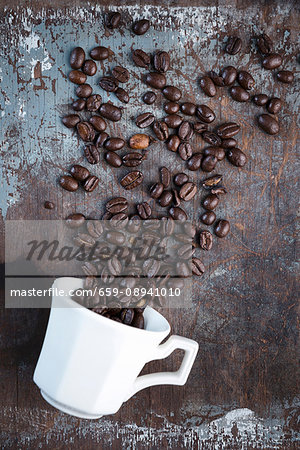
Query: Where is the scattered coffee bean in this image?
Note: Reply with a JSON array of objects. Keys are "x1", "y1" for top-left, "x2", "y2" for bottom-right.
[
  {"x1": 166, "y1": 135, "x2": 181, "y2": 152},
  {"x1": 159, "y1": 190, "x2": 173, "y2": 207},
  {"x1": 191, "y1": 258, "x2": 205, "y2": 276},
  {"x1": 187, "y1": 153, "x2": 201, "y2": 171},
  {"x1": 208, "y1": 70, "x2": 225, "y2": 87},
  {"x1": 221, "y1": 66, "x2": 237, "y2": 86},
  {"x1": 143, "y1": 91, "x2": 157, "y2": 104},
  {"x1": 229, "y1": 86, "x2": 250, "y2": 102},
  {"x1": 150, "y1": 182, "x2": 164, "y2": 199},
  {"x1": 215, "y1": 219, "x2": 230, "y2": 238},
  {"x1": 99, "y1": 76, "x2": 118, "y2": 92},
  {"x1": 132, "y1": 19, "x2": 150, "y2": 35},
  {"x1": 60, "y1": 175, "x2": 79, "y2": 192},
  {"x1": 129, "y1": 133, "x2": 153, "y2": 149},
  {"x1": 69, "y1": 70, "x2": 87, "y2": 85},
  {"x1": 106, "y1": 230, "x2": 125, "y2": 245},
  {"x1": 201, "y1": 131, "x2": 221, "y2": 147},
  {"x1": 199, "y1": 76, "x2": 217, "y2": 97},
  {"x1": 193, "y1": 122, "x2": 208, "y2": 134},
  {"x1": 203, "y1": 146, "x2": 225, "y2": 161},
  {"x1": 174, "y1": 172, "x2": 189, "y2": 186},
  {"x1": 132, "y1": 49, "x2": 150, "y2": 68},
  {"x1": 221, "y1": 138, "x2": 237, "y2": 148},
  {"x1": 199, "y1": 230, "x2": 213, "y2": 250},
  {"x1": 106, "y1": 197, "x2": 128, "y2": 214},
  {"x1": 120, "y1": 171, "x2": 143, "y2": 190},
  {"x1": 169, "y1": 206, "x2": 187, "y2": 221},
  {"x1": 164, "y1": 114, "x2": 183, "y2": 128},
  {"x1": 86, "y1": 94, "x2": 102, "y2": 112},
  {"x1": 122, "y1": 152, "x2": 145, "y2": 167},
  {"x1": 145, "y1": 72, "x2": 166, "y2": 89},
  {"x1": 84, "y1": 144, "x2": 100, "y2": 164},
  {"x1": 178, "y1": 142, "x2": 193, "y2": 161},
  {"x1": 115, "y1": 87, "x2": 129, "y2": 104},
  {"x1": 162, "y1": 86, "x2": 182, "y2": 101},
  {"x1": 267, "y1": 97, "x2": 282, "y2": 114},
  {"x1": 62, "y1": 114, "x2": 80, "y2": 128},
  {"x1": 257, "y1": 33, "x2": 273, "y2": 55},
  {"x1": 203, "y1": 193, "x2": 219, "y2": 210},
  {"x1": 82, "y1": 60, "x2": 97, "y2": 76},
  {"x1": 70, "y1": 164, "x2": 90, "y2": 181},
  {"x1": 95, "y1": 132, "x2": 109, "y2": 148},
  {"x1": 202, "y1": 174, "x2": 222, "y2": 188},
  {"x1": 105, "y1": 151, "x2": 122, "y2": 168},
  {"x1": 70, "y1": 47, "x2": 85, "y2": 69},
  {"x1": 227, "y1": 148, "x2": 247, "y2": 167},
  {"x1": 257, "y1": 114, "x2": 279, "y2": 135},
  {"x1": 237, "y1": 71, "x2": 255, "y2": 90},
  {"x1": 216, "y1": 122, "x2": 240, "y2": 138},
  {"x1": 83, "y1": 175, "x2": 99, "y2": 192},
  {"x1": 172, "y1": 189, "x2": 181, "y2": 207},
  {"x1": 105, "y1": 11, "x2": 121, "y2": 29},
  {"x1": 160, "y1": 167, "x2": 171, "y2": 187},
  {"x1": 99, "y1": 103, "x2": 122, "y2": 121},
  {"x1": 89, "y1": 115, "x2": 106, "y2": 132},
  {"x1": 136, "y1": 112, "x2": 155, "y2": 128},
  {"x1": 201, "y1": 155, "x2": 218, "y2": 172},
  {"x1": 164, "y1": 102, "x2": 180, "y2": 114},
  {"x1": 72, "y1": 99, "x2": 86, "y2": 111},
  {"x1": 77, "y1": 121, "x2": 95, "y2": 141},
  {"x1": 211, "y1": 187, "x2": 227, "y2": 195},
  {"x1": 104, "y1": 137, "x2": 125, "y2": 151},
  {"x1": 153, "y1": 51, "x2": 170, "y2": 73},
  {"x1": 200, "y1": 210, "x2": 216, "y2": 225},
  {"x1": 137, "y1": 201, "x2": 151, "y2": 219},
  {"x1": 179, "y1": 182, "x2": 197, "y2": 201},
  {"x1": 276, "y1": 70, "x2": 294, "y2": 84},
  {"x1": 225, "y1": 35, "x2": 242, "y2": 55},
  {"x1": 262, "y1": 53, "x2": 282, "y2": 70},
  {"x1": 196, "y1": 105, "x2": 216, "y2": 123},
  {"x1": 76, "y1": 83, "x2": 93, "y2": 98},
  {"x1": 153, "y1": 120, "x2": 169, "y2": 140},
  {"x1": 181, "y1": 102, "x2": 196, "y2": 115},
  {"x1": 178, "y1": 121, "x2": 193, "y2": 141},
  {"x1": 66, "y1": 213, "x2": 86, "y2": 228},
  {"x1": 44, "y1": 201, "x2": 54, "y2": 210},
  {"x1": 253, "y1": 93, "x2": 268, "y2": 106},
  {"x1": 112, "y1": 66, "x2": 129, "y2": 83},
  {"x1": 90, "y1": 46, "x2": 109, "y2": 61}
]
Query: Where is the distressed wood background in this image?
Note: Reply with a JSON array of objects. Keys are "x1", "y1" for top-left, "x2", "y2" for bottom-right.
[{"x1": 0, "y1": 0, "x2": 299, "y2": 448}]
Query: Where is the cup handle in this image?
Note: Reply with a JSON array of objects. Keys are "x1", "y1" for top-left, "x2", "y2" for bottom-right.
[{"x1": 126, "y1": 335, "x2": 198, "y2": 400}]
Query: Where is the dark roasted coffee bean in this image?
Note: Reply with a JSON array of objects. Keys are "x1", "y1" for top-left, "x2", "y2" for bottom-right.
[
  {"x1": 86, "y1": 94, "x2": 102, "y2": 112},
  {"x1": 162, "y1": 86, "x2": 182, "y2": 102},
  {"x1": 127, "y1": 215, "x2": 141, "y2": 233},
  {"x1": 60, "y1": 175, "x2": 79, "y2": 192},
  {"x1": 102, "y1": 212, "x2": 113, "y2": 220},
  {"x1": 211, "y1": 187, "x2": 227, "y2": 195},
  {"x1": 143, "y1": 91, "x2": 157, "y2": 104},
  {"x1": 136, "y1": 112, "x2": 155, "y2": 128},
  {"x1": 99, "y1": 76, "x2": 118, "y2": 92},
  {"x1": 110, "y1": 213, "x2": 129, "y2": 230},
  {"x1": 83, "y1": 175, "x2": 99, "y2": 192},
  {"x1": 215, "y1": 219, "x2": 230, "y2": 238},
  {"x1": 253, "y1": 94, "x2": 268, "y2": 106},
  {"x1": 70, "y1": 47, "x2": 85, "y2": 69},
  {"x1": 107, "y1": 255, "x2": 122, "y2": 276},
  {"x1": 153, "y1": 51, "x2": 170, "y2": 73},
  {"x1": 62, "y1": 114, "x2": 80, "y2": 128},
  {"x1": 225, "y1": 35, "x2": 242, "y2": 55},
  {"x1": 72, "y1": 99, "x2": 86, "y2": 111},
  {"x1": 181, "y1": 102, "x2": 196, "y2": 115},
  {"x1": 164, "y1": 114, "x2": 183, "y2": 128},
  {"x1": 200, "y1": 211, "x2": 216, "y2": 225},
  {"x1": 112, "y1": 66, "x2": 129, "y2": 83},
  {"x1": 199, "y1": 76, "x2": 217, "y2": 97},
  {"x1": 216, "y1": 122, "x2": 240, "y2": 138},
  {"x1": 70, "y1": 164, "x2": 90, "y2": 181},
  {"x1": 132, "y1": 49, "x2": 150, "y2": 68},
  {"x1": 106, "y1": 11, "x2": 121, "y2": 29},
  {"x1": 229, "y1": 86, "x2": 250, "y2": 102},
  {"x1": 166, "y1": 135, "x2": 180, "y2": 152},
  {"x1": 105, "y1": 151, "x2": 122, "y2": 167},
  {"x1": 177, "y1": 244, "x2": 195, "y2": 259},
  {"x1": 196, "y1": 105, "x2": 215, "y2": 123},
  {"x1": 84, "y1": 144, "x2": 100, "y2": 164},
  {"x1": 66, "y1": 213, "x2": 86, "y2": 228},
  {"x1": 257, "y1": 114, "x2": 279, "y2": 135},
  {"x1": 174, "y1": 172, "x2": 189, "y2": 186},
  {"x1": 159, "y1": 190, "x2": 173, "y2": 207},
  {"x1": 129, "y1": 133, "x2": 153, "y2": 149},
  {"x1": 131, "y1": 312, "x2": 144, "y2": 329},
  {"x1": 90, "y1": 46, "x2": 109, "y2": 61},
  {"x1": 227, "y1": 148, "x2": 247, "y2": 167},
  {"x1": 267, "y1": 97, "x2": 282, "y2": 114},
  {"x1": 74, "y1": 233, "x2": 96, "y2": 248},
  {"x1": 221, "y1": 66, "x2": 237, "y2": 86},
  {"x1": 77, "y1": 121, "x2": 95, "y2": 141},
  {"x1": 95, "y1": 132, "x2": 109, "y2": 148},
  {"x1": 202, "y1": 131, "x2": 222, "y2": 146},
  {"x1": 164, "y1": 102, "x2": 180, "y2": 114},
  {"x1": 145, "y1": 72, "x2": 166, "y2": 89},
  {"x1": 89, "y1": 115, "x2": 106, "y2": 132},
  {"x1": 172, "y1": 189, "x2": 181, "y2": 207},
  {"x1": 106, "y1": 230, "x2": 125, "y2": 245},
  {"x1": 122, "y1": 152, "x2": 145, "y2": 167},
  {"x1": 76, "y1": 83, "x2": 93, "y2": 98},
  {"x1": 137, "y1": 201, "x2": 151, "y2": 219},
  {"x1": 69, "y1": 70, "x2": 87, "y2": 85},
  {"x1": 208, "y1": 70, "x2": 225, "y2": 87},
  {"x1": 201, "y1": 155, "x2": 218, "y2": 172},
  {"x1": 202, "y1": 174, "x2": 222, "y2": 188},
  {"x1": 178, "y1": 142, "x2": 193, "y2": 161},
  {"x1": 187, "y1": 153, "x2": 202, "y2": 171},
  {"x1": 144, "y1": 258, "x2": 160, "y2": 278},
  {"x1": 114, "y1": 87, "x2": 129, "y2": 103},
  {"x1": 203, "y1": 193, "x2": 219, "y2": 210},
  {"x1": 169, "y1": 206, "x2": 187, "y2": 221},
  {"x1": 191, "y1": 258, "x2": 205, "y2": 276},
  {"x1": 237, "y1": 71, "x2": 255, "y2": 90},
  {"x1": 178, "y1": 121, "x2": 193, "y2": 141},
  {"x1": 132, "y1": 19, "x2": 150, "y2": 35},
  {"x1": 179, "y1": 182, "x2": 197, "y2": 201},
  {"x1": 99, "y1": 103, "x2": 122, "y2": 122},
  {"x1": 160, "y1": 167, "x2": 171, "y2": 187},
  {"x1": 87, "y1": 220, "x2": 103, "y2": 238},
  {"x1": 199, "y1": 230, "x2": 213, "y2": 251},
  {"x1": 221, "y1": 138, "x2": 237, "y2": 148},
  {"x1": 193, "y1": 122, "x2": 208, "y2": 134},
  {"x1": 262, "y1": 53, "x2": 282, "y2": 70},
  {"x1": 153, "y1": 120, "x2": 169, "y2": 141},
  {"x1": 82, "y1": 59, "x2": 97, "y2": 76},
  {"x1": 276, "y1": 70, "x2": 294, "y2": 84},
  {"x1": 44, "y1": 201, "x2": 55, "y2": 210},
  {"x1": 104, "y1": 137, "x2": 125, "y2": 151},
  {"x1": 203, "y1": 146, "x2": 225, "y2": 161},
  {"x1": 150, "y1": 182, "x2": 164, "y2": 199},
  {"x1": 120, "y1": 171, "x2": 143, "y2": 190},
  {"x1": 106, "y1": 197, "x2": 128, "y2": 214},
  {"x1": 257, "y1": 33, "x2": 273, "y2": 55}
]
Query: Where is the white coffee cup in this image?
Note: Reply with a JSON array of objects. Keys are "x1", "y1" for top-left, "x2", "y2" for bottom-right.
[{"x1": 33, "y1": 277, "x2": 198, "y2": 419}]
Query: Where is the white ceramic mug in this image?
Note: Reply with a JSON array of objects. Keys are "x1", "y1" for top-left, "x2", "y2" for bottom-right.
[{"x1": 33, "y1": 277, "x2": 198, "y2": 419}]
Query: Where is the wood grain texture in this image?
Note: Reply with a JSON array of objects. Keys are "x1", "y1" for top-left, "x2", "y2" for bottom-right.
[{"x1": 0, "y1": 0, "x2": 299, "y2": 448}]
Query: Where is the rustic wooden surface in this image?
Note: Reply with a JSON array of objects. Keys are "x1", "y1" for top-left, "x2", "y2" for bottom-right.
[{"x1": 0, "y1": 0, "x2": 299, "y2": 448}]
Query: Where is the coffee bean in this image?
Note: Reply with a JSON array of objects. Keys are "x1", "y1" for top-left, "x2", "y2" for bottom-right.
[
  {"x1": 99, "y1": 103, "x2": 122, "y2": 121},
  {"x1": 201, "y1": 131, "x2": 222, "y2": 146},
  {"x1": 76, "y1": 84, "x2": 92, "y2": 98},
  {"x1": 83, "y1": 175, "x2": 99, "y2": 192},
  {"x1": 211, "y1": 187, "x2": 227, "y2": 195},
  {"x1": 174, "y1": 172, "x2": 189, "y2": 186},
  {"x1": 199, "y1": 230, "x2": 213, "y2": 250},
  {"x1": 102, "y1": 212, "x2": 113, "y2": 220},
  {"x1": 66, "y1": 213, "x2": 86, "y2": 228},
  {"x1": 112, "y1": 66, "x2": 129, "y2": 83},
  {"x1": 257, "y1": 114, "x2": 279, "y2": 135},
  {"x1": 164, "y1": 114, "x2": 183, "y2": 128},
  {"x1": 87, "y1": 221, "x2": 104, "y2": 238},
  {"x1": 257, "y1": 33, "x2": 273, "y2": 55},
  {"x1": 221, "y1": 66, "x2": 237, "y2": 86},
  {"x1": 225, "y1": 35, "x2": 242, "y2": 55},
  {"x1": 237, "y1": 71, "x2": 255, "y2": 90},
  {"x1": 221, "y1": 138, "x2": 237, "y2": 148},
  {"x1": 262, "y1": 53, "x2": 282, "y2": 70},
  {"x1": 178, "y1": 121, "x2": 193, "y2": 141},
  {"x1": 122, "y1": 152, "x2": 145, "y2": 167},
  {"x1": 164, "y1": 102, "x2": 180, "y2": 114},
  {"x1": 95, "y1": 132, "x2": 109, "y2": 148},
  {"x1": 166, "y1": 135, "x2": 180, "y2": 152},
  {"x1": 129, "y1": 133, "x2": 153, "y2": 149},
  {"x1": 70, "y1": 164, "x2": 90, "y2": 181},
  {"x1": 200, "y1": 211, "x2": 216, "y2": 225},
  {"x1": 191, "y1": 258, "x2": 205, "y2": 276},
  {"x1": 62, "y1": 114, "x2": 80, "y2": 128},
  {"x1": 160, "y1": 167, "x2": 171, "y2": 187},
  {"x1": 44, "y1": 201, "x2": 54, "y2": 210},
  {"x1": 145, "y1": 72, "x2": 166, "y2": 89},
  {"x1": 196, "y1": 105, "x2": 215, "y2": 123},
  {"x1": 202, "y1": 174, "x2": 222, "y2": 188},
  {"x1": 159, "y1": 190, "x2": 173, "y2": 207},
  {"x1": 132, "y1": 49, "x2": 150, "y2": 68},
  {"x1": 127, "y1": 215, "x2": 141, "y2": 233},
  {"x1": 179, "y1": 182, "x2": 197, "y2": 201},
  {"x1": 276, "y1": 70, "x2": 294, "y2": 84},
  {"x1": 82, "y1": 59, "x2": 97, "y2": 76},
  {"x1": 208, "y1": 70, "x2": 225, "y2": 87},
  {"x1": 187, "y1": 153, "x2": 202, "y2": 171},
  {"x1": 216, "y1": 122, "x2": 240, "y2": 138},
  {"x1": 215, "y1": 219, "x2": 230, "y2": 238},
  {"x1": 99, "y1": 76, "x2": 118, "y2": 92},
  {"x1": 90, "y1": 46, "x2": 109, "y2": 61},
  {"x1": 137, "y1": 202, "x2": 152, "y2": 219},
  {"x1": 104, "y1": 137, "x2": 125, "y2": 151},
  {"x1": 162, "y1": 86, "x2": 182, "y2": 102},
  {"x1": 150, "y1": 182, "x2": 164, "y2": 199},
  {"x1": 252, "y1": 94, "x2": 268, "y2": 106},
  {"x1": 107, "y1": 255, "x2": 122, "y2": 276},
  {"x1": 132, "y1": 19, "x2": 150, "y2": 35},
  {"x1": 203, "y1": 194, "x2": 219, "y2": 211},
  {"x1": 60, "y1": 175, "x2": 79, "y2": 192},
  {"x1": 115, "y1": 87, "x2": 129, "y2": 104},
  {"x1": 227, "y1": 148, "x2": 247, "y2": 167},
  {"x1": 169, "y1": 206, "x2": 187, "y2": 221},
  {"x1": 199, "y1": 76, "x2": 217, "y2": 97},
  {"x1": 106, "y1": 197, "x2": 128, "y2": 214},
  {"x1": 193, "y1": 122, "x2": 208, "y2": 134},
  {"x1": 143, "y1": 91, "x2": 156, "y2": 104},
  {"x1": 136, "y1": 112, "x2": 155, "y2": 128},
  {"x1": 178, "y1": 142, "x2": 193, "y2": 161},
  {"x1": 72, "y1": 99, "x2": 86, "y2": 111},
  {"x1": 86, "y1": 94, "x2": 102, "y2": 112},
  {"x1": 77, "y1": 121, "x2": 95, "y2": 141},
  {"x1": 172, "y1": 189, "x2": 181, "y2": 207},
  {"x1": 106, "y1": 230, "x2": 125, "y2": 245},
  {"x1": 177, "y1": 243, "x2": 195, "y2": 260},
  {"x1": 131, "y1": 312, "x2": 144, "y2": 329},
  {"x1": 89, "y1": 115, "x2": 106, "y2": 132},
  {"x1": 153, "y1": 51, "x2": 170, "y2": 73},
  {"x1": 84, "y1": 144, "x2": 100, "y2": 164},
  {"x1": 201, "y1": 155, "x2": 218, "y2": 172},
  {"x1": 105, "y1": 151, "x2": 122, "y2": 168},
  {"x1": 70, "y1": 47, "x2": 85, "y2": 69},
  {"x1": 120, "y1": 171, "x2": 143, "y2": 190},
  {"x1": 74, "y1": 233, "x2": 96, "y2": 248},
  {"x1": 229, "y1": 86, "x2": 250, "y2": 102},
  {"x1": 203, "y1": 146, "x2": 225, "y2": 161},
  {"x1": 105, "y1": 11, "x2": 121, "y2": 29},
  {"x1": 181, "y1": 102, "x2": 196, "y2": 115},
  {"x1": 267, "y1": 97, "x2": 282, "y2": 114},
  {"x1": 69, "y1": 70, "x2": 87, "y2": 85},
  {"x1": 153, "y1": 120, "x2": 169, "y2": 140}
]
